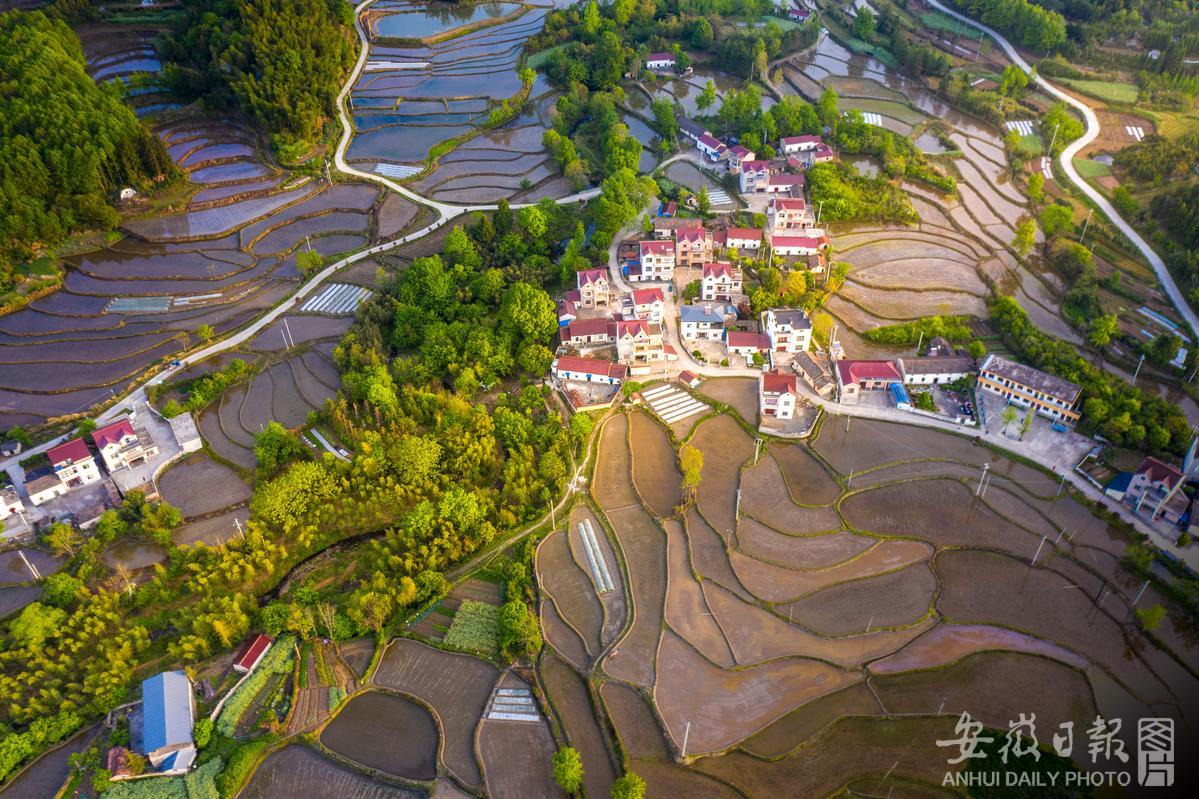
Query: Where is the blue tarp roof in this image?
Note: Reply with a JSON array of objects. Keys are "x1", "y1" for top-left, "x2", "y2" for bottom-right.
[
  {"x1": 1106, "y1": 472, "x2": 1133, "y2": 493},
  {"x1": 142, "y1": 670, "x2": 193, "y2": 755},
  {"x1": 890, "y1": 382, "x2": 911, "y2": 405}
]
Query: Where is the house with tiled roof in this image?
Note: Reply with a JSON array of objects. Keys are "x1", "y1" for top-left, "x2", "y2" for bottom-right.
[
  {"x1": 762, "y1": 309, "x2": 812, "y2": 353},
  {"x1": 835, "y1": 360, "x2": 903, "y2": 402},
  {"x1": 696, "y1": 133, "x2": 727, "y2": 161},
  {"x1": 794, "y1": 351, "x2": 835, "y2": 397},
  {"x1": 770, "y1": 234, "x2": 827, "y2": 256},
  {"x1": 646, "y1": 52, "x2": 676, "y2": 70},
  {"x1": 723, "y1": 227, "x2": 763, "y2": 251},
  {"x1": 675, "y1": 227, "x2": 712, "y2": 268},
  {"x1": 779, "y1": 134, "x2": 823, "y2": 154},
  {"x1": 739, "y1": 160, "x2": 773, "y2": 192},
  {"x1": 701, "y1": 262, "x2": 742, "y2": 302},
  {"x1": 765, "y1": 173, "x2": 806, "y2": 195},
  {"x1": 653, "y1": 217, "x2": 704, "y2": 239},
  {"x1": 576, "y1": 268, "x2": 610, "y2": 308},
  {"x1": 768, "y1": 197, "x2": 814, "y2": 233},
  {"x1": 680, "y1": 303, "x2": 730, "y2": 342},
  {"x1": 233, "y1": 634, "x2": 273, "y2": 674},
  {"x1": 725, "y1": 144, "x2": 756, "y2": 174},
  {"x1": 678, "y1": 117, "x2": 708, "y2": 143},
  {"x1": 560, "y1": 318, "x2": 616, "y2": 349},
  {"x1": 636, "y1": 240, "x2": 676, "y2": 281},
  {"x1": 25, "y1": 470, "x2": 67, "y2": 507},
  {"x1": 759, "y1": 369, "x2": 799, "y2": 420},
  {"x1": 614, "y1": 320, "x2": 665, "y2": 372},
  {"x1": 48, "y1": 437, "x2": 100, "y2": 488},
  {"x1": 726, "y1": 331, "x2": 771, "y2": 358},
  {"x1": 92, "y1": 417, "x2": 158, "y2": 473},
  {"x1": 977, "y1": 354, "x2": 1081, "y2": 425},
  {"x1": 554, "y1": 356, "x2": 629, "y2": 385},
  {"x1": 625, "y1": 288, "x2": 665, "y2": 323}
]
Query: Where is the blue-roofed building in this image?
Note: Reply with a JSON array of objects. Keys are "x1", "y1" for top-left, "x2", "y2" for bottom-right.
[
  {"x1": 140, "y1": 670, "x2": 196, "y2": 772},
  {"x1": 679, "y1": 303, "x2": 730, "y2": 342}
]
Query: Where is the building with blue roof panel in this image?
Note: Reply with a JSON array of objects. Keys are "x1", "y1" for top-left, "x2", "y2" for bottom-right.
[{"x1": 140, "y1": 670, "x2": 195, "y2": 771}]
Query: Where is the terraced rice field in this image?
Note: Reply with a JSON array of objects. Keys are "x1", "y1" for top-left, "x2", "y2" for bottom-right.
[
  {"x1": 240, "y1": 745, "x2": 424, "y2": 799},
  {"x1": 538, "y1": 407, "x2": 1199, "y2": 793},
  {"x1": 320, "y1": 691, "x2": 438, "y2": 780}
]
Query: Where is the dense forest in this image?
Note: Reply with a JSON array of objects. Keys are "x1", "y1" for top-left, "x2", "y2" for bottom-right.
[
  {"x1": 159, "y1": 0, "x2": 355, "y2": 154},
  {"x1": 949, "y1": 0, "x2": 1067, "y2": 50},
  {"x1": 0, "y1": 10, "x2": 174, "y2": 289}
]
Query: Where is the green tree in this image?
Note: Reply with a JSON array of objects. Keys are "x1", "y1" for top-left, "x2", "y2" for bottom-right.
[
  {"x1": 852, "y1": 8, "x2": 876, "y2": 40},
  {"x1": 196, "y1": 323, "x2": 215, "y2": 342},
  {"x1": 254, "y1": 421, "x2": 305, "y2": 474},
  {"x1": 193, "y1": 718, "x2": 214, "y2": 749},
  {"x1": 1026, "y1": 172, "x2": 1045, "y2": 204},
  {"x1": 1136, "y1": 604, "x2": 1165, "y2": 631},
  {"x1": 999, "y1": 64, "x2": 1029, "y2": 96},
  {"x1": 1088, "y1": 314, "x2": 1118, "y2": 351},
  {"x1": 499, "y1": 282, "x2": 559, "y2": 345},
  {"x1": 697, "y1": 79, "x2": 717, "y2": 112},
  {"x1": 968, "y1": 340, "x2": 986, "y2": 360},
  {"x1": 10, "y1": 603, "x2": 66, "y2": 649},
  {"x1": 497, "y1": 599, "x2": 542, "y2": 660},
  {"x1": 611, "y1": 771, "x2": 646, "y2": 799},
  {"x1": 1040, "y1": 203, "x2": 1074, "y2": 236},
  {"x1": 44, "y1": 522, "x2": 82, "y2": 557},
  {"x1": 697, "y1": 187, "x2": 711, "y2": 218},
  {"x1": 296, "y1": 249, "x2": 324, "y2": 277},
  {"x1": 680, "y1": 446, "x2": 703, "y2": 499},
  {"x1": 552, "y1": 747, "x2": 584, "y2": 793},
  {"x1": 1012, "y1": 216, "x2": 1037, "y2": 257}
]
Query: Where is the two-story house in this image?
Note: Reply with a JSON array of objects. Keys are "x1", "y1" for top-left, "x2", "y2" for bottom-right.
[
  {"x1": 762, "y1": 309, "x2": 812, "y2": 353},
  {"x1": 701, "y1": 262, "x2": 742, "y2": 302},
  {"x1": 674, "y1": 227, "x2": 712, "y2": 268},
  {"x1": 767, "y1": 197, "x2": 814, "y2": 232},
  {"x1": 47, "y1": 438, "x2": 100, "y2": 488},
  {"x1": 725, "y1": 144, "x2": 756, "y2": 174},
  {"x1": 696, "y1": 133, "x2": 727, "y2": 162},
  {"x1": 624, "y1": 288, "x2": 665, "y2": 323},
  {"x1": 614, "y1": 320, "x2": 665, "y2": 373},
  {"x1": 1117, "y1": 457, "x2": 1189, "y2": 525},
  {"x1": 679, "y1": 303, "x2": 728, "y2": 341},
  {"x1": 92, "y1": 418, "x2": 158, "y2": 473},
  {"x1": 576, "y1": 268, "x2": 610, "y2": 308},
  {"x1": 635, "y1": 240, "x2": 676, "y2": 281},
  {"x1": 560, "y1": 319, "x2": 616, "y2": 349},
  {"x1": 759, "y1": 369, "x2": 799, "y2": 420},
  {"x1": 739, "y1": 160, "x2": 772, "y2": 193}
]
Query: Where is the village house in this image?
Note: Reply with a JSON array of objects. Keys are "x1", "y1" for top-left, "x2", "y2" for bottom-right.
[
  {"x1": 738, "y1": 160, "x2": 772, "y2": 192},
  {"x1": 725, "y1": 144, "x2": 756, "y2": 174},
  {"x1": 47, "y1": 438, "x2": 100, "y2": 488},
  {"x1": 836, "y1": 360, "x2": 904, "y2": 402},
  {"x1": 557, "y1": 294, "x2": 578, "y2": 325},
  {"x1": 624, "y1": 287, "x2": 665, "y2": 323},
  {"x1": 678, "y1": 370, "x2": 702, "y2": 389},
  {"x1": 977, "y1": 353, "x2": 1082, "y2": 425},
  {"x1": 678, "y1": 117, "x2": 708, "y2": 143},
  {"x1": 770, "y1": 233, "x2": 827, "y2": 257},
  {"x1": 765, "y1": 173, "x2": 806, "y2": 195},
  {"x1": 0, "y1": 439, "x2": 21, "y2": 457},
  {"x1": 701, "y1": 262, "x2": 742, "y2": 302},
  {"x1": 762, "y1": 308, "x2": 812, "y2": 353},
  {"x1": 168, "y1": 412, "x2": 203, "y2": 455},
  {"x1": 809, "y1": 143, "x2": 836, "y2": 163},
  {"x1": 722, "y1": 227, "x2": 763, "y2": 251},
  {"x1": 1114, "y1": 457, "x2": 1189, "y2": 525},
  {"x1": 576, "y1": 268, "x2": 610, "y2": 308},
  {"x1": 1, "y1": 485, "x2": 24, "y2": 520},
  {"x1": 615, "y1": 320, "x2": 665, "y2": 372},
  {"x1": 91, "y1": 418, "x2": 158, "y2": 473},
  {"x1": 653, "y1": 217, "x2": 704, "y2": 239},
  {"x1": 759, "y1": 369, "x2": 799, "y2": 420},
  {"x1": 560, "y1": 318, "x2": 616, "y2": 349},
  {"x1": 233, "y1": 634, "x2": 273, "y2": 674},
  {"x1": 140, "y1": 670, "x2": 196, "y2": 772},
  {"x1": 794, "y1": 350, "x2": 836, "y2": 397},
  {"x1": 674, "y1": 227, "x2": 712, "y2": 268},
  {"x1": 646, "y1": 52, "x2": 676, "y2": 71},
  {"x1": 767, "y1": 197, "x2": 814, "y2": 232},
  {"x1": 25, "y1": 471, "x2": 66, "y2": 507},
  {"x1": 696, "y1": 133, "x2": 727, "y2": 161},
  {"x1": 680, "y1": 303, "x2": 729, "y2": 342},
  {"x1": 554, "y1": 355, "x2": 629, "y2": 385},
  {"x1": 634, "y1": 240, "x2": 676, "y2": 281},
  {"x1": 779, "y1": 134, "x2": 823, "y2": 154},
  {"x1": 789, "y1": 5, "x2": 811, "y2": 22},
  {"x1": 726, "y1": 330, "x2": 771, "y2": 359},
  {"x1": 899, "y1": 355, "x2": 974, "y2": 385}
]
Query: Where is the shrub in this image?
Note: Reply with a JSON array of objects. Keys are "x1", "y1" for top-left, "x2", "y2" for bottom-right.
[
  {"x1": 215, "y1": 740, "x2": 270, "y2": 798},
  {"x1": 553, "y1": 747, "x2": 584, "y2": 793},
  {"x1": 328, "y1": 685, "x2": 346, "y2": 711}
]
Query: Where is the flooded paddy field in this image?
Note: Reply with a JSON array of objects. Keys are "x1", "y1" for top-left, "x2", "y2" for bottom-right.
[
  {"x1": 321, "y1": 691, "x2": 438, "y2": 780},
  {"x1": 537, "y1": 408, "x2": 1199, "y2": 793}
]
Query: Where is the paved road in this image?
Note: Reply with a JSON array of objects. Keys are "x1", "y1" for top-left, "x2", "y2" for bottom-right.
[{"x1": 926, "y1": 0, "x2": 1198, "y2": 340}]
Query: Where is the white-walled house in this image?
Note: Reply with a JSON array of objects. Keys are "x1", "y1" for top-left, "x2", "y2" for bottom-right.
[
  {"x1": 759, "y1": 369, "x2": 799, "y2": 420},
  {"x1": 701, "y1": 262, "x2": 742, "y2": 302},
  {"x1": 1, "y1": 485, "x2": 24, "y2": 520},
  {"x1": 554, "y1": 355, "x2": 629, "y2": 385},
  {"x1": 768, "y1": 197, "x2": 814, "y2": 232},
  {"x1": 625, "y1": 288, "x2": 665, "y2": 323},
  {"x1": 679, "y1": 303, "x2": 728, "y2": 341},
  {"x1": 727, "y1": 331, "x2": 770, "y2": 358},
  {"x1": 726, "y1": 144, "x2": 756, "y2": 173},
  {"x1": 636, "y1": 240, "x2": 676, "y2": 281},
  {"x1": 762, "y1": 308, "x2": 812, "y2": 353},
  {"x1": 898, "y1": 356, "x2": 974, "y2": 385},
  {"x1": 697, "y1": 133, "x2": 727, "y2": 161},
  {"x1": 91, "y1": 418, "x2": 158, "y2": 473},
  {"x1": 47, "y1": 438, "x2": 100, "y2": 488},
  {"x1": 770, "y1": 234, "x2": 826, "y2": 257},
  {"x1": 723, "y1": 227, "x2": 762, "y2": 250},
  {"x1": 779, "y1": 134, "x2": 823, "y2": 154},
  {"x1": 576, "y1": 268, "x2": 611, "y2": 307},
  {"x1": 739, "y1": 160, "x2": 771, "y2": 192},
  {"x1": 646, "y1": 52, "x2": 676, "y2": 71}
]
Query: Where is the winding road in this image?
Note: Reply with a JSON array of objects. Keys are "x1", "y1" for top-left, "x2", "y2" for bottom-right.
[{"x1": 926, "y1": 0, "x2": 1198, "y2": 340}]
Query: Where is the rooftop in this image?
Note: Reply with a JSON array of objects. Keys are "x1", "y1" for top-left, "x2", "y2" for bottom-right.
[
  {"x1": 92, "y1": 418, "x2": 136, "y2": 450},
  {"x1": 697, "y1": 133, "x2": 725, "y2": 150},
  {"x1": 639, "y1": 240, "x2": 674, "y2": 256},
  {"x1": 980, "y1": 354, "x2": 1081, "y2": 402},
  {"x1": 647, "y1": 51, "x2": 675, "y2": 62},
  {"x1": 1136, "y1": 457, "x2": 1184, "y2": 489},
  {"x1": 771, "y1": 234, "x2": 825, "y2": 249},
  {"x1": 577, "y1": 268, "x2": 607, "y2": 286},
  {"x1": 761, "y1": 369, "x2": 798, "y2": 395},
  {"x1": 47, "y1": 438, "x2": 91, "y2": 467},
  {"x1": 631, "y1": 287, "x2": 664, "y2": 304},
  {"x1": 899, "y1": 356, "x2": 975, "y2": 376},
  {"x1": 234, "y1": 634, "x2": 272, "y2": 671},
  {"x1": 727, "y1": 331, "x2": 769, "y2": 349},
  {"x1": 766, "y1": 309, "x2": 812, "y2": 329},
  {"x1": 702, "y1": 262, "x2": 736, "y2": 279},
  {"x1": 141, "y1": 670, "x2": 193, "y2": 756},
  {"x1": 562, "y1": 318, "x2": 613, "y2": 338},
  {"x1": 680, "y1": 304, "x2": 728, "y2": 324},
  {"x1": 836, "y1": 359, "x2": 903, "y2": 384},
  {"x1": 781, "y1": 134, "x2": 822, "y2": 145},
  {"x1": 556, "y1": 356, "x2": 629, "y2": 380},
  {"x1": 725, "y1": 227, "x2": 762, "y2": 240},
  {"x1": 771, "y1": 197, "x2": 807, "y2": 211},
  {"x1": 676, "y1": 228, "x2": 708, "y2": 243}
]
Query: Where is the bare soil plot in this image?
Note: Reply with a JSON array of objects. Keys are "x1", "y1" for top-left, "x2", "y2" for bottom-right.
[
  {"x1": 479, "y1": 674, "x2": 562, "y2": 799},
  {"x1": 372, "y1": 638, "x2": 497, "y2": 791},
  {"x1": 731, "y1": 540, "x2": 932, "y2": 603},
  {"x1": 592, "y1": 415, "x2": 639, "y2": 511},
  {"x1": 320, "y1": 691, "x2": 437, "y2": 780},
  {"x1": 537, "y1": 528, "x2": 604, "y2": 658},
  {"x1": 653, "y1": 630, "x2": 859, "y2": 755},
  {"x1": 541, "y1": 597, "x2": 589, "y2": 669},
  {"x1": 445, "y1": 576, "x2": 502, "y2": 607},
  {"x1": 630, "y1": 759, "x2": 745, "y2": 799},
  {"x1": 602, "y1": 506, "x2": 666, "y2": 688},
  {"x1": 871, "y1": 623, "x2": 1088, "y2": 677},
  {"x1": 841, "y1": 479, "x2": 1043, "y2": 557},
  {"x1": 629, "y1": 411, "x2": 682, "y2": 517},
  {"x1": 539, "y1": 653, "x2": 616, "y2": 799},
  {"x1": 695, "y1": 716, "x2": 960, "y2": 799},
  {"x1": 735, "y1": 521, "x2": 874, "y2": 571},
  {"x1": 600, "y1": 681, "x2": 670, "y2": 760},
  {"x1": 769, "y1": 444, "x2": 841, "y2": 505},
  {"x1": 873, "y1": 651, "x2": 1096, "y2": 733},
  {"x1": 158, "y1": 453, "x2": 250, "y2": 518},
  {"x1": 0, "y1": 550, "x2": 62, "y2": 585},
  {"x1": 740, "y1": 682, "x2": 881, "y2": 758},
  {"x1": 339, "y1": 638, "x2": 375, "y2": 679},
  {"x1": 268, "y1": 362, "x2": 314, "y2": 427},
  {"x1": 839, "y1": 283, "x2": 988, "y2": 321},
  {"x1": 813, "y1": 418, "x2": 986, "y2": 474},
  {"x1": 172, "y1": 508, "x2": 249, "y2": 547},
  {"x1": 740, "y1": 457, "x2": 841, "y2": 534},
  {"x1": 688, "y1": 415, "x2": 753, "y2": 534},
  {"x1": 663, "y1": 519, "x2": 736, "y2": 668},
  {"x1": 239, "y1": 745, "x2": 423, "y2": 799},
  {"x1": 698, "y1": 377, "x2": 758, "y2": 424},
  {"x1": 703, "y1": 580, "x2": 936, "y2": 669},
  {"x1": 198, "y1": 404, "x2": 256, "y2": 469},
  {"x1": 684, "y1": 508, "x2": 753, "y2": 601},
  {"x1": 251, "y1": 315, "x2": 353, "y2": 352},
  {"x1": 849, "y1": 258, "x2": 988, "y2": 295},
  {"x1": 785, "y1": 562, "x2": 937, "y2": 635}
]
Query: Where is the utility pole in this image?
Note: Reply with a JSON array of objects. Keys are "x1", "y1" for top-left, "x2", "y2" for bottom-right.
[
  {"x1": 681, "y1": 721, "x2": 692, "y2": 760},
  {"x1": 976, "y1": 463, "x2": 990, "y2": 497},
  {"x1": 1079, "y1": 209, "x2": 1093, "y2": 244},
  {"x1": 1047, "y1": 122, "x2": 1061, "y2": 155},
  {"x1": 1131, "y1": 579, "x2": 1149, "y2": 607},
  {"x1": 1030, "y1": 535, "x2": 1048, "y2": 566},
  {"x1": 1057, "y1": 472, "x2": 1067, "y2": 497},
  {"x1": 816, "y1": 200, "x2": 824, "y2": 227},
  {"x1": 17, "y1": 549, "x2": 40, "y2": 581},
  {"x1": 916, "y1": 330, "x2": 924, "y2": 355},
  {"x1": 1133, "y1": 353, "x2": 1146, "y2": 383},
  {"x1": 283, "y1": 317, "x2": 296, "y2": 350},
  {"x1": 234, "y1": 517, "x2": 245, "y2": 541}
]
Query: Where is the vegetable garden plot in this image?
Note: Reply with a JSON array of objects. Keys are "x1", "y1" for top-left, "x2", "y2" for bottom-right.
[
  {"x1": 838, "y1": 283, "x2": 989, "y2": 321},
  {"x1": 849, "y1": 257, "x2": 989, "y2": 295},
  {"x1": 0, "y1": 339, "x2": 177, "y2": 392},
  {"x1": 199, "y1": 405, "x2": 256, "y2": 469},
  {"x1": 740, "y1": 683, "x2": 882, "y2": 759},
  {"x1": 653, "y1": 630, "x2": 859, "y2": 756},
  {"x1": 601, "y1": 501, "x2": 667, "y2": 683},
  {"x1": 158, "y1": 454, "x2": 251, "y2": 518},
  {"x1": 784, "y1": 562, "x2": 937, "y2": 635},
  {"x1": 629, "y1": 411, "x2": 682, "y2": 517},
  {"x1": 537, "y1": 529, "x2": 604, "y2": 657},
  {"x1": 73, "y1": 249, "x2": 256, "y2": 281},
  {"x1": 372, "y1": 638, "x2": 497, "y2": 791},
  {"x1": 179, "y1": 142, "x2": 257, "y2": 168},
  {"x1": 663, "y1": 519, "x2": 736, "y2": 668},
  {"x1": 629, "y1": 760, "x2": 744, "y2": 799},
  {"x1": 268, "y1": 363, "x2": 316, "y2": 427},
  {"x1": 188, "y1": 161, "x2": 274, "y2": 184},
  {"x1": 191, "y1": 175, "x2": 285, "y2": 206},
  {"x1": 321, "y1": 692, "x2": 438, "y2": 780},
  {"x1": 539, "y1": 653, "x2": 617, "y2": 799},
  {"x1": 240, "y1": 745, "x2": 424, "y2": 799},
  {"x1": 869, "y1": 623, "x2": 1087, "y2": 675},
  {"x1": 731, "y1": 540, "x2": 933, "y2": 604},
  {"x1": 566, "y1": 507, "x2": 627, "y2": 647},
  {"x1": 0, "y1": 332, "x2": 174, "y2": 364},
  {"x1": 872, "y1": 651, "x2": 1096, "y2": 733}
]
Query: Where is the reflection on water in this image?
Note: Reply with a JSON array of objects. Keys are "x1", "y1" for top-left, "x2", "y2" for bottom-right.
[{"x1": 102, "y1": 539, "x2": 167, "y2": 571}]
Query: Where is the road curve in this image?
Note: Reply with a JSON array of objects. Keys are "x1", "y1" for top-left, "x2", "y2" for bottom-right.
[{"x1": 925, "y1": 0, "x2": 1198, "y2": 339}]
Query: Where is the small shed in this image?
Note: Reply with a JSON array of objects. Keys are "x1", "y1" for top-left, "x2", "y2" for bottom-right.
[{"x1": 233, "y1": 633, "x2": 273, "y2": 673}]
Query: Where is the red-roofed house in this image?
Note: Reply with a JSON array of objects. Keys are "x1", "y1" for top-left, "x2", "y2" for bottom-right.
[
  {"x1": 725, "y1": 144, "x2": 756, "y2": 174},
  {"x1": 646, "y1": 52, "x2": 676, "y2": 71},
  {"x1": 636, "y1": 240, "x2": 676, "y2": 281},
  {"x1": 653, "y1": 217, "x2": 704, "y2": 239},
  {"x1": 727, "y1": 331, "x2": 771, "y2": 358},
  {"x1": 770, "y1": 234, "x2": 827, "y2": 256},
  {"x1": 766, "y1": 173, "x2": 806, "y2": 195},
  {"x1": 555, "y1": 356, "x2": 629, "y2": 385},
  {"x1": 561, "y1": 318, "x2": 617, "y2": 349},
  {"x1": 697, "y1": 133, "x2": 727, "y2": 161},
  {"x1": 615, "y1": 320, "x2": 665, "y2": 372},
  {"x1": 779, "y1": 134, "x2": 823, "y2": 154},
  {"x1": 557, "y1": 291, "x2": 579, "y2": 324},
  {"x1": 724, "y1": 228, "x2": 763, "y2": 251},
  {"x1": 739, "y1": 160, "x2": 772, "y2": 192},
  {"x1": 1123, "y1": 457, "x2": 1188, "y2": 524},
  {"x1": 675, "y1": 227, "x2": 712, "y2": 268},
  {"x1": 48, "y1": 438, "x2": 100, "y2": 488},
  {"x1": 789, "y1": 6, "x2": 811, "y2": 22},
  {"x1": 576, "y1": 268, "x2": 610, "y2": 308},
  {"x1": 625, "y1": 288, "x2": 665, "y2": 323},
  {"x1": 759, "y1": 369, "x2": 799, "y2": 420},
  {"x1": 92, "y1": 418, "x2": 158, "y2": 473},
  {"x1": 678, "y1": 370, "x2": 702, "y2": 389},
  {"x1": 233, "y1": 634, "x2": 273, "y2": 674},
  {"x1": 701, "y1": 262, "x2": 742, "y2": 302},
  {"x1": 768, "y1": 197, "x2": 813, "y2": 233},
  {"x1": 835, "y1": 360, "x2": 903, "y2": 402},
  {"x1": 811, "y1": 143, "x2": 836, "y2": 163}
]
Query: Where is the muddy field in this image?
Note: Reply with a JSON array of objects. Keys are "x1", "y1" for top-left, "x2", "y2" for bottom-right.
[
  {"x1": 158, "y1": 453, "x2": 250, "y2": 518},
  {"x1": 240, "y1": 745, "x2": 425, "y2": 799},
  {"x1": 320, "y1": 691, "x2": 438, "y2": 780}
]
